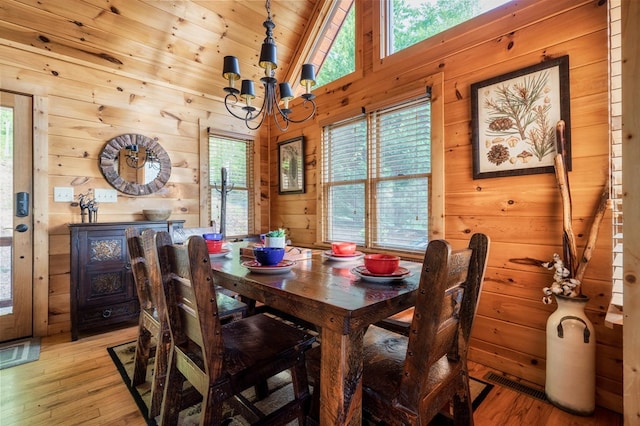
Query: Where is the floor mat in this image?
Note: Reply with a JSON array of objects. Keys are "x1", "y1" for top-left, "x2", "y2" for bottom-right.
[
  {"x1": 109, "y1": 339, "x2": 493, "y2": 425},
  {"x1": 0, "y1": 337, "x2": 41, "y2": 370}
]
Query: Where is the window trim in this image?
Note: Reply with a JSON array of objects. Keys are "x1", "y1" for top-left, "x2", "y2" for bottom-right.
[
  {"x1": 317, "y1": 73, "x2": 444, "y2": 256},
  {"x1": 372, "y1": 0, "x2": 520, "y2": 73},
  {"x1": 206, "y1": 133, "x2": 256, "y2": 237},
  {"x1": 199, "y1": 124, "x2": 260, "y2": 232}
]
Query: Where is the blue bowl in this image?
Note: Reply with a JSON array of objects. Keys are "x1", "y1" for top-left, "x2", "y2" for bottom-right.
[
  {"x1": 253, "y1": 247, "x2": 285, "y2": 266},
  {"x1": 203, "y1": 233, "x2": 223, "y2": 241}
]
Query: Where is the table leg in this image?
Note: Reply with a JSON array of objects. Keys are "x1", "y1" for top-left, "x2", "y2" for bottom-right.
[{"x1": 319, "y1": 327, "x2": 366, "y2": 426}]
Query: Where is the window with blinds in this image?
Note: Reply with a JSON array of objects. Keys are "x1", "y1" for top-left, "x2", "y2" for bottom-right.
[
  {"x1": 208, "y1": 135, "x2": 254, "y2": 237},
  {"x1": 608, "y1": 1, "x2": 623, "y2": 322},
  {"x1": 322, "y1": 98, "x2": 431, "y2": 251}
]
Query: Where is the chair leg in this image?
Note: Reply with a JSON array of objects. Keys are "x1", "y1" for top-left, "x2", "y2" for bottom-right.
[
  {"x1": 200, "y1": 387, "x2": 226, "y2": 426},
  {"x1": 255, "y1": 380, "x2": 270, "y2": 400},
  {"x1": 451, "y1": 374, "x2": 474, "y2": 426},
  {"x1": 149, "y1": 326, "x2": 171, "y2": 418},
  {"x1": 159, "y1": 351, "x2": 186, "y2": 426},
  {"x1": 290, "y1": 358, "x2": 312, "y2": 424},
  {"x1": 132, "y1": 326, "x2": 152, "y2": 387}
]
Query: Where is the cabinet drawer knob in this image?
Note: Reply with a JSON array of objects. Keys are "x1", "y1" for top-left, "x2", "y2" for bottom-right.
[{"x1": 102, "y1": 309, "x2": 113, "y2": 318}]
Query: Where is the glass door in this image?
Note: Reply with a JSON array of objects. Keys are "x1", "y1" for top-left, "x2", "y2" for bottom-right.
[{"x1": 0, "y1": 91, "x2": 33, "y2": 341}]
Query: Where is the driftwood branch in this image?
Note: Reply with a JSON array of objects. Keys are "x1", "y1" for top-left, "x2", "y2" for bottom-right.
[
  {"x1": 575, "y1": 180, "x2": 610, "y2": 283},
  {"x1": 554, "y1": 121, "x2": 578, "y2": 276},
  {"x1": 551, "y1": 120, "x2": 610, "y2": 296}
]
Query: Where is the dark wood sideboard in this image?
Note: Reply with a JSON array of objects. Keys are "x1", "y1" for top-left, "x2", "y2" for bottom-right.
[{"x1": 69, "y1": 221, "x2": 183, "y2": 340}]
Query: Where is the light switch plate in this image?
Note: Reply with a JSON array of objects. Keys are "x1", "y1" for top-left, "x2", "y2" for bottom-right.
[
  {"x1": 54, "y1": 187, "x2": 74, "y2": 202},
  {"x1": 94, "y1": 188, "x2": 118, "y2": 203}
]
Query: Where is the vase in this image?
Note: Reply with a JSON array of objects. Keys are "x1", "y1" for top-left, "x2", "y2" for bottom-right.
[
  {"x1": 264, "y1": 236, "x2": 286, "y2": 248},
  {"x1": 545, "y1": 294, "x2": 596, "y2": 415}
]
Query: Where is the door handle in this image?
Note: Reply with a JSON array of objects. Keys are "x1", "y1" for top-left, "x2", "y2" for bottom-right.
[{"x1": 15, "y1": 224, "x2": 29, "y2": 232}]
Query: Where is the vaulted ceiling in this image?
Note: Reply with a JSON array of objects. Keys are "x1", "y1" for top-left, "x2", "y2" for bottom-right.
[{"x1": 0, "y1": 0, "x2": 324, "y2": 101}]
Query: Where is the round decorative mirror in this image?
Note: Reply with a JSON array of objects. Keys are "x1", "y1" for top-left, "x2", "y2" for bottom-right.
[{"x1": 99, "y1": 134, "x2": 172, "y2": 195}]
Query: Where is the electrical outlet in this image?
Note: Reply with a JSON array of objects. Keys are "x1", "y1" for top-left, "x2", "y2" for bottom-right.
[
  {"x1": 54, "y1": 187, "x2": 74, "y2": 202},
  {"x1": 94, "y1": 188, "x2": 118, "y2": 203}
]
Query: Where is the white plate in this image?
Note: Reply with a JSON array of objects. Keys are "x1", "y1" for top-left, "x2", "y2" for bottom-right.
[
  {"x1": 241, "y1": 260, "x2": 296, "y2": 274},
  {"x1": 209, "y1": 249, "x2": 231, "y2": 259},
  {"x1": 351, "y1": 267, "x2": 413, "y2": 283},
  {"x1": 322, "y1": 250, "x2": 365, "y2": 262}
]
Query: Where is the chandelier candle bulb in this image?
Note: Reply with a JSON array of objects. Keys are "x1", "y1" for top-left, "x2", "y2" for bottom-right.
[
  {"x1": 279, "y1": 83, "x2": 294, "y2": 110},
  {"x1": 222, "y1": 56, "x2": 240, "y2": 91},
  {"x1": 301, "y1": 64, "x2": 316, "y2": 94}
]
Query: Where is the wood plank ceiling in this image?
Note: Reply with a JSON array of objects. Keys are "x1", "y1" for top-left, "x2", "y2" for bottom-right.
[{"x1": 0, "y1": 0, "x2": 320, "y2": 103}]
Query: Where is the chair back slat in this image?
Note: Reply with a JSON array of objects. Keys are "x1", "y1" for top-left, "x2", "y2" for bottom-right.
[
  {"x1": 164, "y1": 234, "x2": 225, "y2": 381},
  {"x1": 399, "y1": 233, "x2": 489, "y2": 407},
  {"x1": 140, "y1": 229, "x2": 172, "y2": 324},
  {"x1": 125, "y1": 227, "x2": 153, "y2": 309}
]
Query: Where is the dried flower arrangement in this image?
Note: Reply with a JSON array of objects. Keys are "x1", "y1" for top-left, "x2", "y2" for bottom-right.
[{"x1": 541, "y1": 121, "x2": 610, "y2": 304}]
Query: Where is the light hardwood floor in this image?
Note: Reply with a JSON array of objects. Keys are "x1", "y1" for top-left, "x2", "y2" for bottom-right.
[{"x1": 0, "y1": 326, "x2": 623, "y2": 425}]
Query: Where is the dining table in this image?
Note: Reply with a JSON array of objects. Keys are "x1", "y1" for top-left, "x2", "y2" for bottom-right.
[{"x1": 209, "y1": 243, "x2": 423, "y2": 425}]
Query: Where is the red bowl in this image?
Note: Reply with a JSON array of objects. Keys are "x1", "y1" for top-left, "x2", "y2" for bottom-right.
[
  {"x1": 332, "y1": 242, "x2": 357, "y2": 255},
  {"x1": 205, "y1": 239, "x2": 223, "y2": 254},
  {"x1": 364, "y1": 254, "x2": 400, "y2": 275}
]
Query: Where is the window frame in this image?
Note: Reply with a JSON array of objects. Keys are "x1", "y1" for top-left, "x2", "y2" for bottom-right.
[
  {"x1": 204, "y1": 131, "x2": 257, "y2": 237},
  {"x1": 318, "y1": 73, "x2": 444, "y2": 256},
  {"x1": 372, "y1": 1, "x2": 517, "y2": 73}
]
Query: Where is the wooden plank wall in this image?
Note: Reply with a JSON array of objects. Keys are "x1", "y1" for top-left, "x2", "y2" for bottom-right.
[
  {"x1": 0, "y1": 0, "x2": 624, "y2": 414},
  {"x1": 621, "y1": 0, "x2": 640, "y2": 421},
  {"x1": 265, "y1": 0, "x2": 622, "y2": 412}
]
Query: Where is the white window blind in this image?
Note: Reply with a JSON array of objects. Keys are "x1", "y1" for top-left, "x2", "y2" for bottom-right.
[
  {"x1": 607, "y1": 0, "x2": 623, "y2": 324},
  {"x1": 208, "y1": 135, "x2": 254, "y2": 237},
  {"x1": 323, "y1": 117, "x2": 367, "y2": 244},
  {"x1": 322, "y1": 98, "x2": 431, "y2": 251},
  {"x1": 371, "y1": 101, "x2": 431, "y2": 249}
]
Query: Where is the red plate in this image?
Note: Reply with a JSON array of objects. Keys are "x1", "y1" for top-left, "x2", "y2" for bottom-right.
[
  {"x1": 242, "y1": 259, "x2": 295, "y2": 268},
  {"x1": 354, "y1": 265, "x2": 411, "y2": 277}
]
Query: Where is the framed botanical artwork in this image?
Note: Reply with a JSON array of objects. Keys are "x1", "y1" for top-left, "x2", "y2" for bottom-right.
[
  {"x1": 471, "y1": 55, "x2": 571, "y2": 179},
  {"x1": 278, "y1": 136, "x2": 305, "y2": 194}
]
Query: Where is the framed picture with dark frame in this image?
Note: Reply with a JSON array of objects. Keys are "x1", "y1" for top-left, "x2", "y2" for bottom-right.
[
  {"x1": 471, "y1": 55, "x2": 571, "y2": 179},
  {"x1": 278, "y1": 136, "x2": 305, "y2": 194}
]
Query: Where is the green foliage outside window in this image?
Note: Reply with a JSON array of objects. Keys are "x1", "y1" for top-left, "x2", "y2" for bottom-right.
[
  {"x1": 314, "y1": 0, "x2": 510, "y2": 88},
  {"x1": 315, "y1": 5, "x2": 355, "y2": 88}
]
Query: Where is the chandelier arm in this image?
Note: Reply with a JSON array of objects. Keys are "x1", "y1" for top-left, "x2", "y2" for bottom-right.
[
  {"x1": 264, "y1": 81, "x2": 290, "y2": 131},
  {"x1": 224, "y1": 93, "x2": 251, "y2": 121},
  {"x1": 275, "y1": 98, "x2": 317, "y2": 124},
  {"x1": 224, "y1": 92, "x2": 267, "y2": 130},
  {"x1": 244, "y1": 109, "x2": 266, "y2": 131},
  {"x1": 272, "y1": 109, "x2": 290, "y2": 132}
]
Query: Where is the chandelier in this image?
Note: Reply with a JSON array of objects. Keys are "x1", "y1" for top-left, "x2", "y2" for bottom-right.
[
  {"x1": 221, "y1": 0, "x2": 317, "y2": 131},
  {"x1": 124, "y1": 145, "x2": 160, "y2": 169}
]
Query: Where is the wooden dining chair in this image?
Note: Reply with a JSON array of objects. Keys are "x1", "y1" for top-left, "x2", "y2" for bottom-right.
[
  {"x1": 125, "y1": 227, "x2": 248, "y2": 419},
  {"x1": 361, "y1": 233, "x2": 489, "y2": 425},
  {"x1": 157, "y1": 232, "x2": 316, "y2": 425}
]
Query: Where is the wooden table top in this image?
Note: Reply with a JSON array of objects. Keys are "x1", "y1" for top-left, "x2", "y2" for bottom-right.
[{"x1": 210, "y1": 245, "x2": 423, "y2": 334}]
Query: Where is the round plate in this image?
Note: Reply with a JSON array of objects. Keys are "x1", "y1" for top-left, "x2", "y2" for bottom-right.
[
  {"x1": 322, "y1": 250, "x2": 365, "y2": 262},
  {"x1": 351, "y1": 266, "x2": 413, "y2": 283},
  {"x1": 209, "y1": 249, "x2": 231, "y2": 258},
  {"x1": 354, "y1": 265, "x2": 411, "y2": 277},
  {"x1": 241, "y1": 259, "x2": 296, "y2": 274}
]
